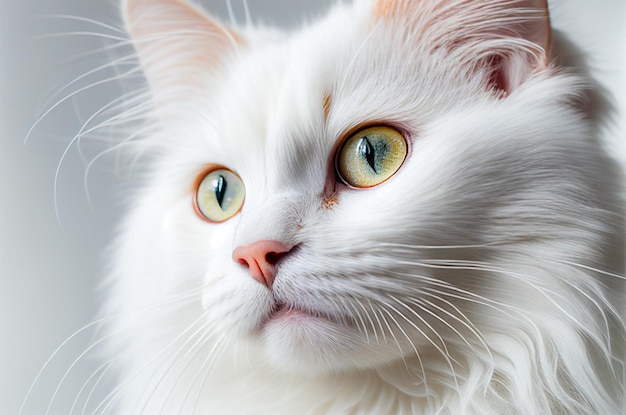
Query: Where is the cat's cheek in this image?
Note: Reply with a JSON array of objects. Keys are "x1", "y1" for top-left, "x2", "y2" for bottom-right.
[{"x1": 154, "y1": 199, "x2": 270, "y2": 336}]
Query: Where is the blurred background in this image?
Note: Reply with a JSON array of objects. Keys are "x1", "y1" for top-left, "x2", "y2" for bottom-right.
[{"x1": 1, "y1": 0, "x2": 623, "y2": 414}]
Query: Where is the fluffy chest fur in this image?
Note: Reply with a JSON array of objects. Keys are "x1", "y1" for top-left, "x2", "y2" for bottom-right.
[{"x1": 101, "y1": 0, "x2": 626, "y2": 414}]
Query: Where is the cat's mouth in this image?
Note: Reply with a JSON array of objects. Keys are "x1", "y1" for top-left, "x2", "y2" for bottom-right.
[{"x1": 262, "y1": 301, "x2": 341, "y2": 328}]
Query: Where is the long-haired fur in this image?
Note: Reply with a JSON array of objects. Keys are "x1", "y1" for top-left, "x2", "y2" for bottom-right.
[{"x1": 30, "y1": 0, "x2": 624, "y2": 414}]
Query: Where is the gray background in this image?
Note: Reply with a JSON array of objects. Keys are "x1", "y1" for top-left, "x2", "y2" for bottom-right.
[{"x1": 1, "y1": 0, "x2": 623, "y2": 414}]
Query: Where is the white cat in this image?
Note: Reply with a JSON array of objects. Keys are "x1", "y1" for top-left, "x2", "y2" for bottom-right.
[{"x1": 98, "y1": 0, "x2": 626, "y2": 413}]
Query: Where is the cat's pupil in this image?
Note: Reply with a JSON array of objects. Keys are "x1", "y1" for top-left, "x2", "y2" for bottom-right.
[
  {"x1": 215, "y1": 175, "x2": 227, "y2": 209},
  {"x1": 358, "y1": 137, "x2": 378, "y2": 174}
]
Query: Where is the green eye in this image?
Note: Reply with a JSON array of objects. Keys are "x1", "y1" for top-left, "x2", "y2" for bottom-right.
[
  {"x1": 336, "y1": 126, "x2": 408, "y2": 188},
  {"x1": 195, "y1": 168, "x2": 245, "y2": 222}
]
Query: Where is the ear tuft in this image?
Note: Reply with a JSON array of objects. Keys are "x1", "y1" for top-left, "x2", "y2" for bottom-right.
[
  {"x1": 122, "y1": 0, "x2": 240, "y2": 102},
  {"x1": 372, "y1": 0, "x2": 552, "y2": 94}
]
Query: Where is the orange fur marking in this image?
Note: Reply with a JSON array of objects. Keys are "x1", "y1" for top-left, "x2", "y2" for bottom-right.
[
  {"x1": 374, "y1": 0, "x2": 396, "y2": 19},
  {"x1": 323, "y1": 93, "x2": 332, "y2": 121},
  {"x1": 373, "y1": 0, "x2": 404, "y2": 19},
  {"x1": 322, "y1": 193, "x2": 339, "y2": 210}
]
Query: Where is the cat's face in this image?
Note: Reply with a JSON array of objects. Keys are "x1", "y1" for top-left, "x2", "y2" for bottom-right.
[{"x1": 117, "y1": 0, "x2": 615, "y2": 378}]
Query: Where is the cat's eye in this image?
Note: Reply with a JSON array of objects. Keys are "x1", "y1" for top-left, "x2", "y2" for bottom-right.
[
  {"x1": 336, "y1": 126, "x2": 408, "y2": 188},
  {"x1": 195, "y1": 168, "x2": 245, "y2": 222}
]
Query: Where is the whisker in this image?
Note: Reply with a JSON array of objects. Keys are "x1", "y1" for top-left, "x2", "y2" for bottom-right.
[
  {"x1": 139, "y1": 314, "x2": 212, "y2": 414},
  {"x1": 187, "y1": 335, "x2": 228, "y2": 415},
  {"x1": 366, "y1": 298, "x2": 386, "y2": 345},
  {"x1": 73, "y1": 88, "x2": 145, "y2": 155},
  {"x1": 80, "y1": 361, "x2": 114, "y2": 415},
  {"x1": 407, "y1": 297, "x2": 475, "y2": 351},
  {"x1": 242, "y1": 0, "x2": 252, "y2": 27},
  {"x1": 35, "y1": 31, "x2": 129, "y2": 43},
  {"x1": 33, "y1": 14, "x2": 126, "y2": 34},
  {"x1": 44, "y1": 328, "x2": 125, "y2": 415},
  {"x1": 19, "y1": 318, "x2": 114, "y2": 415},
  {"x1": 45, "y1": 286, "x2": 205, "y2": 415},
  {"x1": 53, "y1": 41, "x2": 136, "y2": 69},
  {"x1": 342, "y1": 296, "x2": 371, "y2": 343},
  {"x1": 416, "y1": 258, "x2": 622, "y2": 343},
  {"x1": 82, "y1": 119, "x2": 154, "y2": 209},
  {"x1": 386, "y1": 299, "x2": 461, "y2": 393},
  {"x1": 556, "y1": 259, "x2": 626, "y2": 281},
  {"x1": 419, "y1": 285, "x2": 522, "y2": 320},
  {"x1": 40, "y1": 54, "x2": 137, "y2": 117},
  {"x1": 395, "y1": 259, "x2": 578, "y2": 318},
  {"x1": 416, "y1": 293, "x2": 491, "y2": 357},
  {"x1": 378, "y1": 241, "x2": 509, "y2": 250},
  {"x1": 226, "y1": 0, "x2": 237, "y2": 26},
  {"x1": 53, "y1": 89, "x2": 148, "y2": 225},
  {"x1": 77, "y1": 98, "x2": 152, "y2": 209},
  {"x1": 68, "y1": 360, "x2": 113, "y2": 415},
  {"x1": 91, "y1": 311, "x2": 209, "y2": 415},
  {"x1": 378, "y1": 305, "x2": 429, "y2": 395},
  {"x1": 25, "y1": 65, "x2": 142, "y2": 147},
  {"x1": 19, "y1": 284, "x2": 204, "y2": 415}
]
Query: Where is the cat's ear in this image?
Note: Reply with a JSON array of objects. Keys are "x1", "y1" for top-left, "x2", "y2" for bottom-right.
[
  {"x1": 123, "y1": 0, "x2": 239, "y2": 99},
  {"x1": 373, "y1": 0, "x2": 551, "y2": 95}
]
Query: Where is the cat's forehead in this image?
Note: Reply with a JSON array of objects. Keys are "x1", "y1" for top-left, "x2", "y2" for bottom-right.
[
  {"x1": 199, "y1": 1, "x2": 483, "y2": 195},
  {"x1": 206, "y1": 11, "x2": 368, "y2": 187}
]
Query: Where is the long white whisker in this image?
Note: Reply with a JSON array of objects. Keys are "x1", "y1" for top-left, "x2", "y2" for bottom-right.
[
  {"x1": 343, "y1": 296, "x2": 371, "y2": 343},
  {"x1": 83, "y1": 120, "x2": 153, "y2": 209},
  {"x1": 226, "y1": 0, "x2": 237, "y2": 26},
  {"x1": 91, "y1": 312, "x2": 209, "y2": 415},
  {"x1": 366, "y1": 298, "x2": 386, "y2": 345},
  {"x1": 417, "y1": 258, "x2": 620, "y2": 345},
  {"x1": 386, "y1": 298, "x2": 461, "y2": 393},
  {"x1": 407, "y1": 297, "x2": 474, "y2": 350},
  {"x1": 187, "y1": 335, "x2": 228, "y2": 415},
  {"x1": 25, "y1": 66, "x2": 142, "y2": 147},
  {"x1": 53, "y1": 92, "x2": 149, "y2": 224},
  {"x1": 19, "y1": 282, "x2": 203, "y2": 415},
  {"x1": 44, "y1": 285, "x2": 205, "y2": 415},
  {"x1": 19, "y1": 318, "x2": 113, "y2": 415},
  {"x1": 378, "y1": 305, "x2": 429, "y2": 394},
  {"x1": 378, "y1": 241, "x2": 509, "y2": 250},
  {"x1": 54, "y1": 41, "x2": 135, "y2": 69},
  {"x1": 34, "y1": 14, "x2": 126, "y2": 34},
  {"x1": 416, "y1": 294, "x2": 492, "y2": 358},
  {"x1": 418, "y1": 284, "x2": 521, "y2": 320},
  {"x1": 80, "y1": 361, "x2": 114, "y2": 415},
  {"x1": 140, "y1": 315, "x2": 212, "y2": 415},
  {"x1": 68, "y1": 360, "x2": 112, "y2": 415},
  {"x1": 40, "y1": 54, "x2": 136, "y2": 117},
  {"x1": 44, "y1": 328, "x2": 126, "y2": 415},
  {"x1": 35, "y1": 31, "x2": 129, "y2": 43},
  {"x1": 242, "y1": 0, "x2": 252, "y2": 27},
  {"x1": 73, "y1": 88, "x2": 145, "y2": 161},
  {"x1": 395, "y1": 259, "x2": 580, "y2": 320},
  {"x1": 556, "y1": 259, "x2": 626, "y2": 281},
  {"x1": 77, "y1": 100, "x2": 151, "y2": 209}
]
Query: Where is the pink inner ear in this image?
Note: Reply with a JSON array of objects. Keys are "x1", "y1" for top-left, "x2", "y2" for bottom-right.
[{"x1": 488, "y1": 55, "x2": 509, "y2": 95}]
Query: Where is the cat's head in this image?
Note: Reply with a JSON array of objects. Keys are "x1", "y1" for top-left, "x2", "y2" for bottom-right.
[{"x1": 114, "y1": 0, "x2": 620, "y2": 379}]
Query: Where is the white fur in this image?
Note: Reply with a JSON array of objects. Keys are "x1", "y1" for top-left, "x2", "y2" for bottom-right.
[{"x1": 101, "y1": 0, "x2": 625, "y2": 414}]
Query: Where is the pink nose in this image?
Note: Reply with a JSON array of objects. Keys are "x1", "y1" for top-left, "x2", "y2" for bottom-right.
[{"x1": 232, "y1": 240, "x2": 292, "y2": 287}]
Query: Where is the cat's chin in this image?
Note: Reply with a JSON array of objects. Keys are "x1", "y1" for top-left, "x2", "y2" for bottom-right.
[{"x1": 258, "y1": 306, "x2": 398, "y2": 375}]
